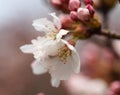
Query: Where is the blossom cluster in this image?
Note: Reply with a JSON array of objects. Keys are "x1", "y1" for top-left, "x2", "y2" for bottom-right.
[
  {"x1": 69, "y1": 0, "x2": 95, "y2": 21},
  {"x1": 20, "y1": 13, "x2": 80, "y2": 87},
  {"x1": 20, "y1": 0, "x2": 120, "y2": 91}
]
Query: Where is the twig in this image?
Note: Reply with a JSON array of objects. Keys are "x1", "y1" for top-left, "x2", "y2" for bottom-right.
[{"x1": 97, "y1": 29, "x2": 120, "y2": 39}]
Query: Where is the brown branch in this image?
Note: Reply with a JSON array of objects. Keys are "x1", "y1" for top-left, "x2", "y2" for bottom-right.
[{"x1": 97, "y1": 29, "x2": 120, "y2": 39}]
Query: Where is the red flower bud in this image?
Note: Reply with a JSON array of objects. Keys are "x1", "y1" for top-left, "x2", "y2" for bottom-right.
[
  {"x1": 60, "y1": 14, "x2": 73, "y2": 29},
  {"x1": 86, "y1": 4, "x2": 95, "y2": 17},
  {"x1": 110, "y1": 81, "x2": 120, "y2": 94},
  {"x1": 61, "y1": 0, "x2": 69, "y2": 3},
  {"x1": 84, "y1": 0, "x2": 93, "y2": 5},
  {"x1": 69, "y1": 0, "x2": 81, "y2": 11},
  {"x1": 50, "y1": 0, "x2": 62, "y2": 8},
  {"x1": 70, "y1": 11, "x2": 78, "y2": 21}
]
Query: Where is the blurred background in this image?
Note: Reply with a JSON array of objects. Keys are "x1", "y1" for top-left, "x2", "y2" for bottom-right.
[{"x1": 0, "y1": 0, "x2": 120, "y2": 95}]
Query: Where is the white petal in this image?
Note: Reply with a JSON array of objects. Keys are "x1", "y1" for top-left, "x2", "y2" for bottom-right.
[
  {"x1": 63, "y1": 40, "x2": 80, "y2": 73},
  {"x1": 49, "y1": 58, "x2": 78, "y2": 80},
  {"x1": 31, "y1": 37, "x2": 50, "y2": 47},
  {"x1": 63, "y1": 39, "x2": 80, "y2": 73},
  {"x1": 61, "y1": 39, "x2": 74, "y2": 50},
  {"x1": 112, "y1": 40, "x2": 120, "y2": 56},
  {"x1": 56, "y1": 29, "x2": 69, "y2": 40},
  {"x1": 45, "y1": 40, "x2": 64, "y2": 56},
  {"x1": 31, "y1": 60, "x2": 47, "y2": 75},
  {"x1": 71, "y1": 50, "x2": 80, "y2": 73},
  {"x1": 20, "y1": 44, "x2": 34, "y2": 53},
  {"x1": 32, "y1": 18, "x2": 56, "y2": 33},
  {"x1": 48, "y1": 40, "x2": 80, "y2": 80},
  {"x1": 50, "y1": 13, "x2": 61, "y2": 30},
  {"x1": 50, "y1": 76, "x2": 60, "y2": 87},
  {"x1": 33, "y1": 51, "x2": 42, "y2": 59}
]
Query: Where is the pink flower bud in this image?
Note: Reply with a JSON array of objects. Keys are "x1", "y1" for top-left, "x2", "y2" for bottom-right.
[
  {"x1": 107, "y1": 81, "x2": 120, "y2": 95},
  {"x1": 107, "y1": 91, "x2": 116, "y2": 95},
  {"x1": 61, "y1": 0, "x2": 69, "y2": 3},
  {"x1": 77, "y1": 8, "x2": 91, "y2": 21},
  {"x1": 86, "y1": 4, "x2": 95, "y2": 17},
  {"x1": 70, "y1": 11, "x2": 78, "y2": 21},
  {"x1": 50, "y1": 0, "x2": 62, "y2": 8},
  {"x1": 60, "y1": 14, "x2": 73, "y2": 29},
  {"x1": 84, "y1": 0, "x2": 93, "y2": 5},
  {"x1": 69, "y1": 0, "x2": 81, "y2": 11},
  {"x1": 50, "y1": 0, "x2": 69, "y2": 12},
  {"x1": 110, "y1": 81, "x2": 120, "y2": 94}
]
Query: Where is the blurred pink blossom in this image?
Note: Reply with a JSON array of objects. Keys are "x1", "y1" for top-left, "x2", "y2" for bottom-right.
[{"x1": 63, "y1": 74, "x2": 108, "y2": 95}]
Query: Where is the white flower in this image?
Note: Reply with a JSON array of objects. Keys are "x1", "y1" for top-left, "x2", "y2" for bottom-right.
[
  {"x1": 20, "y1": 36, "x2": 80, "y2": 87},
  {"x1": 20, "y1": 13, "x2": 80, "y2": 87},
  {"x1": 32, "y1": 13, "x2": 61, "y2": 34},
  {"x1": 32, "y1": 13, "x2": 69, "y2": 40}
]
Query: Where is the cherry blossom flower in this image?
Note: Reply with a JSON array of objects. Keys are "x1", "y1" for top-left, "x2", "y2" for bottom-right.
[
  {"x1": 64, "y1": 74, "x2": 108, "y2": 95},
  {"x1": 32, "y1": 13, "x2": 61, "y2": 35},
  {"x1": 20, "y1": 13, "x2": 80, "y2": 87}
]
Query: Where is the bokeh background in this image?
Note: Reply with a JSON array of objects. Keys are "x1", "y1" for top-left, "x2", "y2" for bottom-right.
[{"x1": 0, "y1": 0, "x2": 120, "y2": 95}]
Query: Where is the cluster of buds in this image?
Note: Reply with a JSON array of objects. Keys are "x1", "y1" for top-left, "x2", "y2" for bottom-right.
[
  {"x1": 69, "y1": 0, "x2": 95, "y2": 21},
  {"x1": 51, "y1": 0, "x2": 120, "y2": 40},
  {"x1": 50, "y1": 0, "x2": 70, "y2": 12},
  {"x1": 62, "y1": 0, "x2": 101, "y2": 39}
]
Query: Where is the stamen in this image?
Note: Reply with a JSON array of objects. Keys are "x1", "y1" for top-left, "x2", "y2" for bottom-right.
[
  {"x1": 47, "y1": 32, "x2": 58, "y2": 39},
  {"x1": 58, "y1": 45, "x2": 72, "y2": 64}
]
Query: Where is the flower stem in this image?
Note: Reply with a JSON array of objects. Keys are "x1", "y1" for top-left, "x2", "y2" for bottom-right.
[{"x1": 97, "y1": 29, "x2": 120, "y2": 39}]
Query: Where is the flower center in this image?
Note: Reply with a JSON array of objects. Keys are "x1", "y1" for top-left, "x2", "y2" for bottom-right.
[
  {"x1": 47, "y1": 27, "x2": 59, "y2": 40},
  {"x1": 47, "y1": 32, "x2": 58, "y2": 39},
  {"x1": 58, "y1": 45, "x2": 72, "y2": 64}
]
